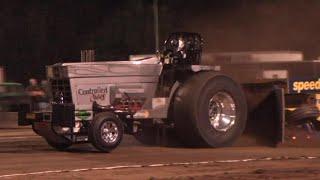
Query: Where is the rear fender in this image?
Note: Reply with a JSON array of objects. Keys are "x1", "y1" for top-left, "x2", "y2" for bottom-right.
[{"x1": 244, "y1": 85, "x2": 285, "y2": 146}]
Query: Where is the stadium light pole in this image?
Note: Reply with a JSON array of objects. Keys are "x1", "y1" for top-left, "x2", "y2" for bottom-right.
[{"x1": 153, "y1": 0, "x2": 159, "y2": 53}]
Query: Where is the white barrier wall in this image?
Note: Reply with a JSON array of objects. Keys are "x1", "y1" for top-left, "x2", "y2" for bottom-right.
[
  {"x1": 0, "y1": 67, "x2": 4, "y2": 83},
  {"x1": 0, "y1": 112, "x2": 23, "y2": 128}
]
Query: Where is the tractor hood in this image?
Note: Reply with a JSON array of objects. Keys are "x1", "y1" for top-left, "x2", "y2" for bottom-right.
[{"x1": 47, "y1": 60, "x2": 162, "y2": 79}]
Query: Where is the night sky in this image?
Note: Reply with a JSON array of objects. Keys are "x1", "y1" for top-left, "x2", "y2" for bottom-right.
[{"x1": 1, "y1": 0, "x2": 320, "y2": 84}]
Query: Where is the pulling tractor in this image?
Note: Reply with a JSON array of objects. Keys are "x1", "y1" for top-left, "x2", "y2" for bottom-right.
[{"x1": 19, "y1": 32, "x2": 320, "y2": 152}]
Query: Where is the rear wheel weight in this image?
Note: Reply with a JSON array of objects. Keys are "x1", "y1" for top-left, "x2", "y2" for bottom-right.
[{"x1": 173, "y1": 72, "x2": 247, "y2": 147}]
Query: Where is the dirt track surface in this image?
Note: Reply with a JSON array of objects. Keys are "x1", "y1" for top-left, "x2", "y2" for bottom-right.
[{"x1": 0, "y1": 128, "x2": 320, "y2": 179}]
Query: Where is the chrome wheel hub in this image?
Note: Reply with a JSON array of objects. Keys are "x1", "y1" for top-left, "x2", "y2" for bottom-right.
[
  {"x1": 101, "y1": 121, "x2": 119, "y2": 143},
  {"x1": 208, "y1": 92, "x2": 236, "y2": 132}
]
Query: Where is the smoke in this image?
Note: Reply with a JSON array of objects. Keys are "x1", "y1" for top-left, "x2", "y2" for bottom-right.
[
  {"x1": 3, "y1": 0, "x2": 320, "y2": 82},
  {"x1": 172, "y1": 0, "x2": 320, "y2": 60}
]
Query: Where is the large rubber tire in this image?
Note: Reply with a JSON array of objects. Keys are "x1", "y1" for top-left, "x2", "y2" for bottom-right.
[
  {"x1": 286, "y1": 105, "x2": 320, "y2": 125},
  {"x1": 89, "y1": 112, "x2": 124, "y2": 152},
  {"x1": 173, "y1": 72, "x2": 247, "y2": 147},
  {"x1": 46, "y1": 139, "x2": 72, "y2": 151}
]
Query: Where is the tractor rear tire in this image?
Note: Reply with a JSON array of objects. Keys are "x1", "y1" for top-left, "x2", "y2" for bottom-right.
[{"x1": 173, "y1": 72, "x2": 247, "y2": 147}]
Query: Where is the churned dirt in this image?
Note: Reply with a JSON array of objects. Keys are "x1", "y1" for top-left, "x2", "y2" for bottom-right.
[{"x1": 0, "y1": 128, "x2": 320, "y2": 179}]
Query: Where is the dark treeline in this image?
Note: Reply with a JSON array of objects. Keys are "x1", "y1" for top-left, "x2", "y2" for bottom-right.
[{"x1": 1, "y1": 0, "x2": 320, "y2": 83}]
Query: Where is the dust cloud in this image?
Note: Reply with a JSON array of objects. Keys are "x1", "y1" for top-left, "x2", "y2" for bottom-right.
[{"x1": 175, "y1": 0, "x2": 320, "y2": 60}]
